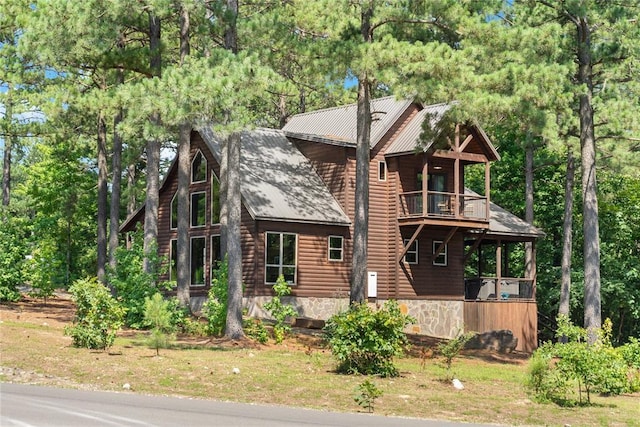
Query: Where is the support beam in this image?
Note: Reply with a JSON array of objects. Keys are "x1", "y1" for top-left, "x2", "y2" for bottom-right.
[
  {"x1": 463, "y1": 230, "x2": 487, "y2": 263},
  {"x1": 485, "y1": 162, "x2": 491, "y2": 220},
  {"x1": 433, "y1": 150, "x2": 488, "y2": 163},
  {"x1": 459, "y1": 134, "x2": 473, "y2": 152},
  {"x1": 496, "y1": 239, "x2": 502, "y2": 298},
  {"x1": 399, "y1": 224, "x2": 424, "y2": 261},
  {"x1": 422, "y1": 155, "x2": 428, "y2": 216},
  {"x1": 434, "y1": 227, "x2": 458, "y2": 258}
]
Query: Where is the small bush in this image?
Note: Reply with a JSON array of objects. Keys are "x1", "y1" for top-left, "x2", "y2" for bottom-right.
[
  {"x1": 0, "y1": 208, "x2": 27, "y2": 302},
  {"x1": 244, "y1": 318, "x2": 269, "y2": 344},
  {"x1": 354, "y1": 379, "x2": 383, "y2": 413},
  {"x1": 263, "y1": 275, "x2": 298, "y2": 344},
  {"x1": 203, "y1": 258, "x2": 228, "y2": 336},
  {"x1": 324, "y1": 300, "x2": 415, "y2": 377},
  {"x1": 438, "y1": 331, "x2": 475, "y2": 378},
  {"x1": 65, "y1": 277, "x2": 125, "y2": 350},
  {"x1": 144, "y1": 293, "x2": 176, "y2": 355}
]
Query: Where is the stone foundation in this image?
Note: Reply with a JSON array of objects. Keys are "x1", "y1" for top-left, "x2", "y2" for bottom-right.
[{"x1": 243, "y1": 296, "x2": 464, "y2": 339}]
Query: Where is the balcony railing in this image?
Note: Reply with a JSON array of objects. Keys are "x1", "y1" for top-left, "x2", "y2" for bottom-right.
[
  {"x1": 465, "y1": 277, "x2": 534, "y2": 301},
  {"x1": 398, "y1": 191, "x2": 488, "y2": 221}
]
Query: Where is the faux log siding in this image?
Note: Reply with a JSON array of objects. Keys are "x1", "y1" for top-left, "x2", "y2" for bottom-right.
[
  {"x1": 464, "y1": 301, "x2": 538, "y2": 353},
  {"x1": 250, "y1": 221, "x2": 351, "y2": 297}
]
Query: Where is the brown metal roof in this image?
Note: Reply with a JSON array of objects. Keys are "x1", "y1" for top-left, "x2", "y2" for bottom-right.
[{"x1": 282, "y1": 96, "x2": 414, "y2": 148}]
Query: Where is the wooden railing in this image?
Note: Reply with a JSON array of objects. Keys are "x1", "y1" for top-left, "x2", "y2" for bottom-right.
[
  {"x1": 398, "y1": 191, "x2": 488, "y2": 221},
  {"x1": 464, "y1": 277, "x2": 535, "y2": 301}
]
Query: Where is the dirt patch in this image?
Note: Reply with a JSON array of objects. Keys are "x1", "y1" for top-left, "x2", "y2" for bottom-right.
[{"x1": 0, "y1": 292, "x2": 75, "y2": 327}]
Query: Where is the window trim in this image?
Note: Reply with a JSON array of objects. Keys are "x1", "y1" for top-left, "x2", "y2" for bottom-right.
[
  {"x1": 190, "y1": 191, "x2": 207, "y2": 228},
  {"x1": 211, "y1": 173, "x2": 221, "y2": 225},
  {"x1": 265, "y1": 232, "x2": 298, "y2": 285},
  {"x1": 190, "y1": 235, "x2": 206, "y2": 287},
  {"x1": 210, "y1": 234, "x2": 222, "y2": 276},
  {"x1": 328, "y1": 235, "x2": 344, "y2": 262},
  {"x1": 169, "y1": 239, "x2": 177, "y2": 283},
  {"x1": 432, "y1": 240, "x2": 448, "y2": 266},
  {"x1": 378, "y1": 160, "x2": 387, "y2": 181},
  {"x1": 403, "y1": 239, "x2": 419, "y2": 264},
  {"x1": 191, "y1": 150, "x2": 207, "y2": 183}
]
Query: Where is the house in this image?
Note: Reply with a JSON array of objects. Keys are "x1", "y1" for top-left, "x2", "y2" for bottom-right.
[{"x1": 122, "y1": 96, "x2": 544, "y2": 352}]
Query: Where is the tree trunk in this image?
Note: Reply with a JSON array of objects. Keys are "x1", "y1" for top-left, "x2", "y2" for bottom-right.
[
  {"x1": 524, "y1": 136, "x2": 534, "y2": 281},
  {"x1": 176, "y1": 4, "x2": 192, "y2": 311},
  {"x1": 577, "y1": 16, "x2": 601, "y2": 342},
  {"x1": 2, "y1": 87, "x2": 13, "y2": 207},
  {"x1": 350, "y1": 2, "x2": 374, "y2": 304},
  {"x1": 559, "y1": 148, "x2": 575, "y2": 319},
  {"x1": 127, "y1": 162, "x2": 137, "y2": 218},
  {"x1": 97, "y1": 111, "x2": 108, "y2": 284},
  {"x1": 225, "y1": 132, "x2": 244, "y2": 339},
  {"x1": 108, "y1": 106, "x2": 123, "y2": 279},
  {"x1": 143, "y1": 11, "x2": 162, "y2": 275}
]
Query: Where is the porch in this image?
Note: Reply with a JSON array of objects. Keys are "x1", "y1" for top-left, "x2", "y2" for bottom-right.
[{"x1": 398, "y1": 190, "x2": 489, "y2": 221}]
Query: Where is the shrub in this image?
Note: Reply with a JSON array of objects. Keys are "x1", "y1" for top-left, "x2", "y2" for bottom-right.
[
  {"x1": 324, "y1": 300, "x2": 415, "y2": 377},
  {"x1": 107, "y1": 233, "x2": 168, "y2": 329},
  {"x1": 65, "y1": 277, "x2": 125, "y2": 350},
  {"x1": 263, "y1": 275, "x2": 298, "y2": 344},
  {"x1": 244, "y1": 318, "x2": 269, "y2": 344},
  {"x1": 144, "y1": 293, "x2": 176, "y2": 355},
  {"x1": 203, "y1": 258, "x2": 228, "y2": 336},
  {"x1": 437, "y1": 331, "x2": 475, "y2": 378},
  {"x1": 354, "y1": 379, "x2": 383, "y2": 413},
  {"x1": 0, "y1": 208, "x2": 27, "y2": 302}
]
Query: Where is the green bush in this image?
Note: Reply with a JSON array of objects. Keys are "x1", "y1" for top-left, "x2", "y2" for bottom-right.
[
  {"x1": 65, "y1": 277, "x2": 125, "y2": 350},
  {"x1": 0, "y1": 208, "x2": 27, "y2": 302},
  {"x1": 263, "y1": 275, "x2": 298, "y2": 344},
  {"x1": 244, "y1": 318, "x2": 269, "y2": 344},
  {"x1": 323, "y1": 300, "x2": 415, "y2": 377},
  {"x1": 354, "y1": 379, "x2": 383, "y2": 413},
  {"x1": 203, "y1": 258, "x2": 228, "y2": 336},
  {"x1": 144, "y1": 293, "x2": 176, "y2": 355},
  {"x1": 437, "y1": 331, "x2": 475, "y2": 378},
  {"x1": 526, "y1": 316, "x2": 635, "y2": 405},
  {"x1": 107, "y1": 233, "x2": 168, "y2": 329}
]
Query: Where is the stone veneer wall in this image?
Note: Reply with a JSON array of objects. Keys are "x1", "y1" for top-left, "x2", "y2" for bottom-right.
[{"x1": 244, "y1": 296, "x2": 464, "y2": 340}]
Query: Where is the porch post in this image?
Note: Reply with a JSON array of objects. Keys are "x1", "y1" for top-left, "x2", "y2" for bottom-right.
[
  {"x1": 496, "y1": 239, "x2": 502, "y2": 298},
  {"x1": 422, "y1": 154, "x2": 428, "y2": 216},
  {"x1": 484, "y1": 161, "x2": 491, "y2": 220},
  {"x1": 532, "y1": 240, "x2": 537, "y2": 299}
]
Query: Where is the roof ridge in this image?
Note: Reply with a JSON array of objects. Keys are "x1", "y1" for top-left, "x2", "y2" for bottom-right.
[{"x1": 286, "y1": 95, "x2": 401, "y2": 119}]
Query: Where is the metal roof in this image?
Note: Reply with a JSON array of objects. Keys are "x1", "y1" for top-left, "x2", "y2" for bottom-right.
[
  {"x1": 198, "y1": 126, "x2": 351, "y2": 226},
  {"x1": 282, "y1": 96, "x2": 413, "y2": 148},
  {"x1": 385, "y1": 103, "x2": 450, "y2": 156}
]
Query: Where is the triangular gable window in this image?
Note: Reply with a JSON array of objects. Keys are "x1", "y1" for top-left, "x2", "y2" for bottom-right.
[{"x1": 191, "y1": 150, "x2": 207, "y2": 183}]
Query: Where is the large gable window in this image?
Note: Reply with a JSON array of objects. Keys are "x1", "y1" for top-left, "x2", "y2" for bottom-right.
[
  {"x1": 170, "y1": 193, "x2": 178, "y2": 229},
  {"x1": 403, "y1": 239, "x2": 418, "y2": 264},
  {"x1": 191, "y1": 192, "x2": 206, "y2": 227},
  {"x1": 265, "y1": 232, "x2": 297, "y2": 284},
  {"x1": 191, "y1": 236, "x2": 206, "y2": 286},
  {"x1": 211, "y1": 173, "x2": 221, "y2": 224},
  {"x1": 191, "y1": 150, "x2": 207, "y2": 183}
]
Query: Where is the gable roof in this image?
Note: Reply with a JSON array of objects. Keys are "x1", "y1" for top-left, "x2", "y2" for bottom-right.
[
  {"x1": 198, "y1": 127, "x2": 351, "y2": 226},
  {"x1": 384, "y1": 103, "x2": 450, "y2": 156},
  {"x1": 282, "y1": 96, "x2": 413, "y2": 148}
]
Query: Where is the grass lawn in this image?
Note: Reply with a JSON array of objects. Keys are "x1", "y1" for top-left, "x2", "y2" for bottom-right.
[{"x1": 1, "y1": 295, "x2": 638, "y2": 426}]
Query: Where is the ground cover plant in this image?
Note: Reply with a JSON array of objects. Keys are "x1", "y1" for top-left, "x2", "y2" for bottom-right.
[{"x1": 1, "y1": 295, "x2": 639, "y2": 426}]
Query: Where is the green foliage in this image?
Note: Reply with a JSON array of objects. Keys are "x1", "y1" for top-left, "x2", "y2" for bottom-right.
[
  {"x1": 0, "y1": 207, "x2": 27, "y2": 302},
  {"x1": 107, "y1": 233, "x2": 168, "y2": 329},
  {"x1": 437, "y1": 331, "x2": 475, "y2": 378},
  {"x1": 203, "y1": 258, "x2": 228, "y2": 336},
  {"x1": 244, "y1": 318, "x2": 269, "y2": 344},
  {"x1": 526, "y1": 316, "x2": 636, "y2": 405},
  {"x1": 164, "y1": 298, "x2": 207, "y2": 336},
  {"x1": 263, "y1": 275, "x2": 298, "y2": 344},
  {"x1": 143, "y1": 293, "x2": 176, "y2": 356},
  {"x1": 64, "y1": 277, "x2": 125, "y2": 350},
  {"x1": 323, "y1": 300, "x2": 415, "y2": 377},
  {"x1": 354, "y1": 379, "x2": 383, "y2": 413}
]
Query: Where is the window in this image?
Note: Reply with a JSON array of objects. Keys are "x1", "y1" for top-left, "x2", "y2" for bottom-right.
[
  {"x1": 191, "y1": 150, "x2": 207, "y2": 183},
  {"x1": 328, "y1": 236, "x2": 344, "y2": 261},
  {"x1": 265, "y1": 232, "x2": 297, "y2": 284},
  {"x1": 170, "y1": 239, "x2": 177, "y2": 282},
  {"x1": 191, "y1": 236, "x2": 206, "y2": 286},
  {"x1": 211, "y1": 173, "x2": 221, "y2": 224},
  {"x1": 210, "y1": 234, "x2": 222, "y2": 276},
  {"x1": 191, "y1": 192, "x2": 206, "y2": 227},
  {"x1": 403, "y1": 239, "x2": 418, "y2": 264},
  {"x1": 433, "y1": 240, "x2": 447, "y2": 266},
  {"x1": 378, "y1": 161, "x2": 387, "y2": 181},
  {"x1": 170, "y1": 193, "x2": 178, "y2": 229}
]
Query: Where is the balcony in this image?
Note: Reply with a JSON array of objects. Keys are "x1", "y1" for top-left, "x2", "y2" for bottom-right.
[
  {"x1": 398, "y1": 191, "x2": 489, "y2": 222},
  {"x1": 464, "y1": 277, "x2": 534, "y2": 301}
]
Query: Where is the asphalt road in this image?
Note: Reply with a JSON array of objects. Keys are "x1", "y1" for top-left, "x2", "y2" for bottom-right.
[{"x1": 0, "y1": 383, "x2": 491, "y2": 427}]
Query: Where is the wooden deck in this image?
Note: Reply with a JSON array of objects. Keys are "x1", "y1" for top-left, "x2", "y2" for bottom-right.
[
  {"x1": 463, "y1": 300, "x2": 538, "y2": 353},
  {"x1": 398, "y1": 191, "x2": 489, "y2": 222}
]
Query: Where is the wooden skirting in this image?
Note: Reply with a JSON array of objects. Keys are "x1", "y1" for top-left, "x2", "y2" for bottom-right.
[{"x1": 463, "y1": 300, "x2": 538, "y2": 353}]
